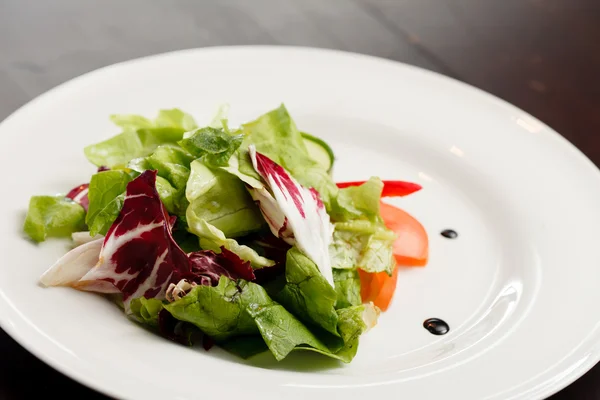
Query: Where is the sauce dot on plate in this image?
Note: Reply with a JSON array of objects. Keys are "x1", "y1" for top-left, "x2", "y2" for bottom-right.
[
  {"x1": 423, "y1": 318, "x2": 449, "y2": 335},
  {"x1": 441, "y1": 229, "x2": 458, "y2": 239}
]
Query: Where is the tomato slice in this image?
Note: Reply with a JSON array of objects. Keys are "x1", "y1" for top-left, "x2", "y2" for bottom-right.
[{"x1": 380, "y1": 201, "x2": 428, "y2": 267}]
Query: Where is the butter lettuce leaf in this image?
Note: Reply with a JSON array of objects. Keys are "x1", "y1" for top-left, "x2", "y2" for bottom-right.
[
  {"x1": 186, "y1": 213, "x2": 274, "y2": 268},
  {"x1": 88, "y1": 192, "x2": 125, "y2": 236},
  {"x1": 164, "y1": 277, "x2": 269, "y2": 341},
  {"x1": 330, "y1": 221, "x2": 396, "y2": 274},
  {"x1": 219, "y1": 335, "x2": 269, "y2": 359},
  {"x1": 130, "y1": 297, "x2": 164, "y2": 328},
  {"x1": 185, "y1": 160, "x2": 265, "y2": 238},
  {"x1": 153, "y1": 109, "x2": 197, "y2": 131},
  {"x1": 266, "y1": 246, "x2": 339, "y2": 336},
  {"x1": 329, "y1": 177, "x2": 397, "y2": 274},
  {"x1": 333, "y1": 269, "x2": 361, "y2": 309},
  {"x1": 164, "y1": 276, "x2": 368, "y2": 362},
  {"x1": 179, "y1": 127, "x2": 243, "y2": 168},
  {"x1": 86, "y1": 170, "x2": 132, "y2": 236},
  {"x1": 333, "y1": 176, "x2": 383, "y2": 221},
  {"x1": 85, "y1": 109, "x2": 197, "y2": 168},
  {"x1": 23, "y1": 196, "x2": 86, "y2": 242},
  {"x1": 126, "y1": 145, "x2": 193, "y2": 216}
]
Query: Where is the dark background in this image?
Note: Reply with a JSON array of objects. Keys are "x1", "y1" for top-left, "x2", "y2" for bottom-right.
[{"x1": 1, "y1": 0, "x2": 599, "y2": 399}]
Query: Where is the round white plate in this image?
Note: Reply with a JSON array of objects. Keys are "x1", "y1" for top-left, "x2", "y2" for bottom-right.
[{"x1": 1, "y1": 46, "x2": 600, "y2": 400}]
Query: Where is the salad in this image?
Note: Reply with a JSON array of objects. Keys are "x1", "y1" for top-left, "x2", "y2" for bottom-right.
[{"x1": 23, "y1": 104, "x2": 428, "y2": 363}]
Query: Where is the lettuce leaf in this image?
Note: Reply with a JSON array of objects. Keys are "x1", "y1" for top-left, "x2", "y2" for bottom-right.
[
  {"x1": 84, "y1": 109, "x2": 197, "y2": 168},
  {"x1": 330, "y1": 221, "x2": 396, "y2": 274},
  {"x1": 186, "y1": 214, "x2": 274, "y2": 268},
  {"x1": 152, "y1": 109, "x2": 197, "y2": 131},
  {"x1": 24, "y1": 196, "x2": 86, "y2": 242},
  {"x1": 247, "y1": 301, "x2": 376, "y2": 363},
  {"x1": 86, "y1": 170, "x2": 132, "y2": 236},
  {"x1": 164, "y1": 277, "x2": 269, "y2": 341},
  {"x1": 330, "y1": 304, "x2": 377, "y2": 361},
  {"x1": 130, "y1": 296, "x2": 200, "y2": 346},
  {"x1": 333, "y1": 269, "x2": 361, "y2": 309},
  {"x1": 219, "y1": 335, "x2": 269, "y2": 359},
  {"x1": 266, "y1": 246, "x2": 339, "y2": 336},
  {"x1": 246, "y1": 301, "x2": 338, "y2": 361},
  {"x1": 130, "y1": 297, "x2": 164, "y2": 328},
  {"x1": 147, "y1": 146, "x2": 194, "y2": 191},
  {"x1": 128, "y1": 154, "x2": 181, "y2": 214},
  {"x1": 88, "y1": 193, "x2": 125, "y2": 237},
  {"x1": 165, "y1": 275, "x2": 373, "y2": 362},
  {"x1": 328, "y1": 178, "x2": 397, "y2": 274},
  {"x1": 185, "y1": 160, "x2": 265, "y2": 238},
  {"x1": 179, "y1": 127, "x2": 243, "y2": 168},
  {"x1": 333, "y1": 176, "x2": 383, "y2": 221},
  {"x1": 145, "y1": 145, "x2": 193, "y2": 216}
]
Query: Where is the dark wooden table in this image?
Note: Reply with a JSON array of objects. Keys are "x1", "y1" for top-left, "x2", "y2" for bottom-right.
[{"x1": 1, "y1": 0, "x2": 599, "y2": 398}]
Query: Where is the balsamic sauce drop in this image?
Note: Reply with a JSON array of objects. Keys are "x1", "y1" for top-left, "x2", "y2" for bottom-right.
[
  {"x1": 423, "y1": 318, "x2": 449, "y2": 335},
  {"x1": 441, "y1": 229, "x2": 458, "y2": 239}
]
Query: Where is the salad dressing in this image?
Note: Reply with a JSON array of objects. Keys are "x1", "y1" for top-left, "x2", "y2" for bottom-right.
[
  {"x1": 440, "y1": 229, "x2": 458, "y2": 239},
  {"x1": 423, "y1": 318, "x2": 449, "y2": 335}
]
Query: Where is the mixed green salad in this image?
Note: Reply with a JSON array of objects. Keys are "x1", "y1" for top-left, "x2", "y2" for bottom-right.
[{"x1": 24, "y1": 104, "x2": 427, "y2": 363}]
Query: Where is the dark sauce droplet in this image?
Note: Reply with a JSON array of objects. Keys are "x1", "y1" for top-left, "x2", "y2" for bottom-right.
[
  {"x1": 423, "y1": 318, "x2": 449, "y2": 335},
  {"x1": 441, "y1": 229, "x2": 458, "y2": 239}
]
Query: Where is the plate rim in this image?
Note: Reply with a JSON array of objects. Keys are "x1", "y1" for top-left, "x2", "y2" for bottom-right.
[{"x1": 1, "y1": 44, "x2": 600, "y2": 400}]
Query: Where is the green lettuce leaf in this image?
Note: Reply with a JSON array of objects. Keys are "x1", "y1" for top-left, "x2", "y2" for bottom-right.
[
  {"x1": 186, "y1": 213, "x2": 274, "y2": 268},
  {"x1": 179, "y1": 127, "x2": 244, "y2": 168},
  {"x1": 23, "y1": 196, "x2": 86, "y2": 242},
  {"x1": 164, "y1": 277, "x2": 270, "y2": 341},
  {"x1": 130, "y1": 296, "x2": 200, "y2": 346},
  {"x1": 330, "y1": 304, "x2": 377, "y2": 361},
  {"x1": 333, "y1": 269, "x2": 362, "y2": 309},
  {"x1": 333, "y1": 176, "x2": 383, "y2": 221},
  {"x1": 330, "y1": 221, "x2": 396, "y2": 274},
  {"x1": 246, "y1": 301, "x2": 376, "y2": 363},
  {"x1": 219, "y1": 335, "x2": 269, "y2": 359},
  {"x1": 130, "y1": 297, "x2": 164, "y2": 328},
  {"x1": 152, "y1": 109, "x2": 197, "y2": 131},
  {"x1": 86, "y1": 170, "x2": 132, "y2": 236},
  {"x1": 164, "y1": 276, "x2": 374, "y2": 362},
  {"x1": 85, "y1": 109, "x2": 197, "y2": 168},
  {"x1": 185, "y1": 160, "x2": 265, "y2": 238},
  {"x1": 155, "y1": 176, "x2": 177, "y2": 214},
  {"x1": 145, "y1": 145, "x2": 193, "y2": 215},
  {"x1": 88, "y1": 193, "x2": 125, "y2": 236},
  {"x1": 266, "y1": 246, "x2": 339, "y2": 336},
  {"x1": 329, "y1": 178, "x2": 397, "y2": 274},
  {"x1": 246, "y1": 301, "x2": 338, "y2": 361},
  {"x1": 127, "y1": 155, "x2": 180, "y2": 214},
  {"x1": 147, "y1": 146, "x2": 193, "y2": 191}
]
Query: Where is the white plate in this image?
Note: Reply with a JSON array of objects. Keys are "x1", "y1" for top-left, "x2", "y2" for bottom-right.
[{"x1": 1, "y1": 46, "x2": 600, "y2": 400}]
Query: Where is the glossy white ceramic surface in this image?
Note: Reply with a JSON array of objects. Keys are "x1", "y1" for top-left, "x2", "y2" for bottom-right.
[{"x1": 1, "y1": 46, "x2": 600, "y2": 400}]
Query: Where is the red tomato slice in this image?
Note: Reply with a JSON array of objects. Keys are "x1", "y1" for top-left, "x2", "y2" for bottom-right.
[{"x1": 380, "y1": 201, "x2": 429, "y2": 267}]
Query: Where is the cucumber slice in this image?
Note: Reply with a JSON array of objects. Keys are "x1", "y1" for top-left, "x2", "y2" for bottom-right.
[{"x1": 301, "y1": 132, "x2": 335, "y2": 172}]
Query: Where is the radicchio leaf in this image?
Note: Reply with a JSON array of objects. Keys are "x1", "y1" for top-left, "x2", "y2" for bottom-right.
[
  {"x1": 39, "y1": 237, "x2": 118, "y2": 293},
  {"x1": 189, "y1": 247, "x2": 255, "y2": 285},
  {"x1": 66, "y1": 183, "x2": 90, "y2": 212},
  {"x1": 78, "y1": 170, "x2": 191, "y2": 309},
  {"x1": 247, "y1": 145, "x2": 335, "y2": 287}
]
